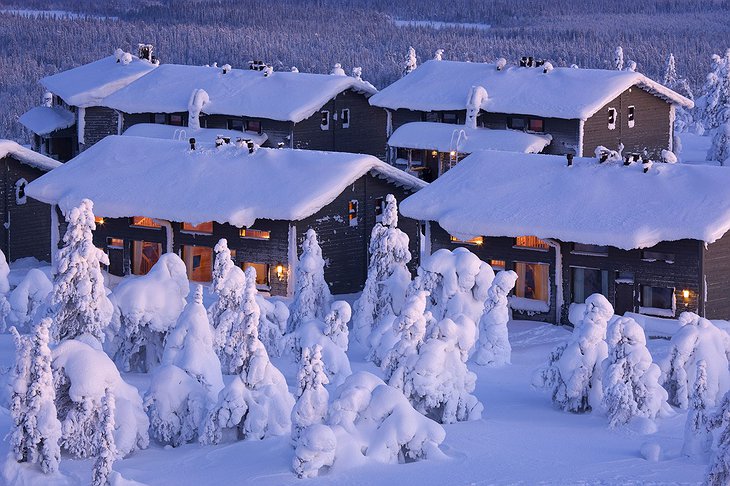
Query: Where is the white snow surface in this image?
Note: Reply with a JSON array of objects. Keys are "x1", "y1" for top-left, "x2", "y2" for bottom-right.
[
  {"x1": 0, "y1": 140, "x2": 61, "y2": 172},
  {"x1": 40, "y1": 54, "x2": 157, "y2": 108},
  {"x1": 401, "y1": 149, "x2": 730, "y2": 249},
  {"x1": 100, "y1": 64, "x2": 376, "y2": 123},
  {"x1": 388, "y1": 122, "x2": 552, "y2": 154},
  {"x1": 369, "y1": 60, "x2": 693, "y2": 120},
  {"x1": 18, "y1": 106, "x2": 75, "y2": 135},
  {"x1": 123, "y1": 123, "x2": 268, "y2": 146},
  {"x1": 26, "y1": 136, "x2": 425, "y2": 227}
]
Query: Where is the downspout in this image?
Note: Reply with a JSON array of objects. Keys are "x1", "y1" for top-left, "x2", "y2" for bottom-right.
[
  {"x1": 544, "y1": 238, "x2": 564, "y2": 324},
  {"x1": 287, "y1": 224, "x2": 297, "y2": 297},
  {"x1": 577, "y1": 119, "x2": 584, "y2": 157},
  {"x1": 116, "y1": 110, "x2": 124, "y2": 135},
  {"x1": 50, "y1": 204, "x2": 59, "y2": 273},
  {"x1": 153, "y1": 219, "x2": 174, "y2": 254}
]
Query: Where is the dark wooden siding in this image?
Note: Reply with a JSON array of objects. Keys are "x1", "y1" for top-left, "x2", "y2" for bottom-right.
[
  {"x1": 703, "y1": 234, "x2": 730, "y2": 319},
  {"x1": 82, "y1": 106, "x2": 119, "y2": 150},
  {"x1": 582, "y1": 85, "x2": 672, "y2": 159},
  {"x1": 480, "y1": 113, "x2": 580, "y2": 155}
]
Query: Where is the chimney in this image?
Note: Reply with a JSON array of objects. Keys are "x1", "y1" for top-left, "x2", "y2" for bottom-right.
[
  {"x1": 599, "y1": 152, "x2": 609, "y2": 163},
  {"x1": 189, "y1": 138, "x2": 196, "y2": 151},
  {"x1": 495, "y1": 58, "x2": 507, "y2": 71},
  {"x1": 642, "y1": 157, "x2": 651, "y2": 173},
  {"x1": 277, "y1": 142, "x2": 285, "y2": 149},
  {"x1": 566, "y1": 153, "x2": 574, "y2": 167},
  {"x1": 623, "y1": 155, "x2": 631, "y2": 166},
  {"x1": 247, "y1": 141, "x2": 256, "y2": 154},
  {"x1": 249, "y1": 60, "x2": 266, "y2": 71},
  {"x1": 215, "y1": 135, "x2": 225, "y2": 148},
  {"x1": 222, "y1": 64, "x2": 232, "y2": 74},
  {"x1": 137, "y1": 43, "x2": 154, "y2": 62}
]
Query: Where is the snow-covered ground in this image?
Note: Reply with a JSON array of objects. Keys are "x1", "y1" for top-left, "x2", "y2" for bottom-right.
[
  {"x1": 0, "y1": 320, "x2": 708, "y2": 485},
  {"x1": 679, "y1": 132, "x2": 716, "y2": 166}
]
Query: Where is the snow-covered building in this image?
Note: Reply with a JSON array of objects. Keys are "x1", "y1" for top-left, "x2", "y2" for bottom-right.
[
  {"x1": 0, "y1": 140, "x2": 61, "y2": 262},
  {"x1": 401, "y1": 150, "x2": 730, "y2": 324},
  {"x1": 370, "y1": 59, "x2": 693, "y2": 171},
  {"x1": 20, "y1": 48, "x2": 158, "y2": 161},
  {"x1": 26, "y1": 136, "x2": 424, "y2": 295}
]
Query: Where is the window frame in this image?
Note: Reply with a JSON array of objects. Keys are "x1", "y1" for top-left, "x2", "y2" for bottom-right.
[
  {"x1": 513, "y1": 261, "x2": 550, "y2": 304},
  {"x1": 641, "y1": 250, "x2": 675, "y2": 263},
  {"x1": 607, "y1": 107, "x2": 617, "y2": 130},
  {"x1": 640, "y1": 285, "x2": 675, "y2": 315},
  {"x1": 442, "y1": 113, "x2": 458, "y2": 124},
  {"x1": 320, "y1": 110, "x2": 330, "y2": 130},
  {"x1": 514, "y1": 236, "x2": 549, "y2": 251},
  {"x1": 375, "y1": 196, "x2": 385, "y2": 223},
  {"x1": 508, "y1": 117, "x2": 527, "y2": 131},
  {"x1": 239, "y1": 228, "x2": 271, "y2": 240},
  {"x1": 348, "y1": 199, "x2": 359, "y2": 226},
  {"x1": 130, "y1": 216, "x2": 161, "y2": 229},
  {"x1": 181, "y1": 221, "x2": 214, "y2": 234},
  {"x1": 242, "y1": 262, "x2": 271, "y2": 290},
  {"x1": 107, "y1": 237, "x2": 124, "y2": 249},
  {"x1": 169, "y1": 114, "x2": 184, "y2": 126},
  {"x1": 245, "y1": 119, "x2": 262, "y2": 134},
  {"x1": 228, "y1": 118, "x2": 244, "y2": 131},
  {"x1": 627, "y1": 105, "x2": 636, "y2": 128},
  {"x1": 449, "y1": 235, "x2": 484, "y2": 246},
  {"x1": 181, "y1": 244, "x2": 213, "y2": 282},
  {"x1": 571, "y1": 243, "x2": 609, "y2": 256},
  {"x1": 570, "y1": 266, "x2": 609, "y2": 304},
  {"x1": 528, "y1": 118, "x2": 544, "y2": 133},
  {"x1": 341, "y1": 108, "x2": 350, "y2": 128},
  {"x1": 15, "y1": 178, "x2": 28, "y2": 205}
]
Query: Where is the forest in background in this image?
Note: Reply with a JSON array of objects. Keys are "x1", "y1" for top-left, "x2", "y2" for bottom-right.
[{"x1": 1, "y1": 0, "x2": 729, "y2": 141}]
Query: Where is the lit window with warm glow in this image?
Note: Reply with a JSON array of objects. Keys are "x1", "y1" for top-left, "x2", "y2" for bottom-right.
[
  {"x1": 131, "y1": 217, "x2": 161, "y2": 228},
  {"x1": 450, "y1": 235, "x2": 483, "y2": 246},
  {"x1": 182, "y1": 222, "x2": 213, "y2": 234},
  {"x1": 95, "y1": 216, "x2": 105, "y2": 225},
  {"x1": 240, "y1": 228, "x2": 271, "y2": 240},
  {"x1": 515, "y1": 236, "x2": 549, "y2": 250},
  {"x1": 490, "y1": 259, "x2": 506, "y2": 271},
  {"x1": 243, "y1": 262, "x2": 270, "y2": 288},
  {"x1": 107, "y1": 238, "x2": 123, "y2": 249}
]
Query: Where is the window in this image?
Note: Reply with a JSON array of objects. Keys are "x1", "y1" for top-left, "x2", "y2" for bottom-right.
[
  {"x1": 132, "y1": 241, "x2": 161, "y2": 275},
  {"x1": 243, "y1": 262, "x2": 270, "y2": 288},
  {"x1": 107, "y1": 237, "x2": 123, "y2": 249},
  {"x1": 449, "y1": 235, "x2": 484, "y2": 246},
  {"x1": 627, "y1": 105, "x2": 635, "y2": 128},
  {"x1": 490, "y1": 259, "x2": 506, "y2": 271},
  {"x1": 228, "y1": 119, "x2": 244, "y2": 131},
  {"x1": 15, "y1": 178, "x2": 27, "y2": 205},
  {"x1": 341, "y1": 108, "x2": 350, "y2": 128},
  {"x1": 514, "y1": 262, "x2": 550, "y2": 303},
  {"x1": 528, "y1": 118, "x2": 544, "y2": 132},
  {"x1": 442, "y1": 113, "x2": 458, "y2": 124},
  {"x1": 169, "y1": 114, "x2": 184, "y2": 126},
  {"x1": 608, "y1": 107, "x2": 617, "y2": 130},
  {"x1": 320, "y1": 111, "x2": 330, "y2": 130},
  {"x1": 348, "y1": 200, "x2": 359, "y2": 226},
  {"x1": 642, "y1": 251, "x2": 675, "y2": 263},
  {"x1": 245, "y1": 120, "x2": 262, "y2": 134},
  {"x1": 182, "y1": 245, "x2": 213, "y2": 282},
  {"x1": 508, "y1": 117, "x2": 527, "y2": 130},
  {"x1": 375, "y1": 196, "x2": 385, "y2": 222},
  {"x1": 424, "y1": 112, "x2": 439, "y2": 122},
  {"x1": 572, "y1": 243, "x2": 609, "y2": 256},
  {"x1": 131, "y1": 217, "x2": 161, "y2": 229},
  {"x1": 514, "y1": 236, "x2": 549, "y2": 250},
  {"x1": 239, "y1": 228, "x2": 271, "y2": 240},
  {"x1": 153, "y1": 113, "x2": 166, "y2": 124},
  {"x1": 182, "y1": 222, "x2": 213, "y2": 234},
  {"x1": 571, "y1": 267, "x2": 609, "y2": 304},
  {"x1": 641, "y1": 286, "x2": 675, "y2": 313}
]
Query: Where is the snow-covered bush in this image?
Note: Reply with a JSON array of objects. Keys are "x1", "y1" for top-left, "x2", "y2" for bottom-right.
[
  {"x1": 92, "y1": 388, "x2": 118, "y2": 486},
  {"x1": 216, "y1": 267, "x2": 260, "y2": 374},
  {"x1": 601, "y1": 316, "x2": 668, "y2": 428},
  {"x1": 328, "y1": 371, "x2": 445, "y2": 463},
  {"x1": 293, "y1": 423, "x2": 336, "y2": 479},
  {"x1": 208, "y1": 239, "x2": 244, "y2": 332},
  {"x1": 50, "y1": 199, "x2": 113, "y2": 343},
  {"x1": 697, "y1": 50, "x2": 730, "y2": 132},
  {"x1": 146, "y1": 286, "x2": 224, "y2": 446},
  {"x1": 8, "y1": 318, "x2": 61, "y2": 474},
  {"x1": 706, "y1": 390, "x2": 730, "y2": 486},
  {"x1": 382, "y1": 291, "x2": 429, "y2": 387},
  {"x1": 403, "y1": 46, "x2": 417, "y2": 76},
  {"x1": 257, "y1": 295, "x2": 289, "y2": 358},
  {"x1": 682, "y1": 360, "x2": 713, "y2": 459},
  {"x1": 3, "y1": 268, "x2": 52, "y2": 333},
  {"x1": 323, "y1": 300, "x2": 351, "y2": 352},
  {"x1": 660, "y1": 311, "x2": 730, "y2": 409},
  {"x1": 473, "y1": 270, "x2": 518, "y2": 367},
  {"x1": 708, "y1": 122, "x2": 730, "y2": 166},
  {"x1": 0, "y1": 249, "x2": 11, "y2": 332},
  {"x1": 52, "y1": 337, "x2": 149, "y2": 458},
  {"x1": 294, "y1": 317, "x2": 352, "y2": 388},
  {"x1": 353, "y1": 194, "x2": 411, "y2": 346},
  {"x1": 535, "y1": 294, "x2": 612, "y2": 413},
  {"x1": 106, "y1": 253, "x2": 189, "y2": 372},
  {"x1": 287, "y1": 229, "x2": 332, "y2": 334}
]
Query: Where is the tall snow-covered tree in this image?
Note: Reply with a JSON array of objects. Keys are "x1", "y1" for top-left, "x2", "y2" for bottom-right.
[
  {"x1": 291, "y1": 344, "x2": 329, "y2": 443},
  {"x1": 323, "y1": 300, "x2": 351, "y2": 352},
  {"x1": 287, "y1": 229, "x2": 332, "y2": 334},
  {"x1": 50, "y1": 199, "x2": 113, "y2": 343},
  {"x1": 0, "y1": 248, "x2": 11, "y2": 332},
  {"x1": 614, "y1": 46, "x2": 624, "y2": 71},
  {"x1": 353, "y1": 194, "x2": 411, "y2": 345},
  {"x1": 92, "y1": 388, "x2": 118, "y2": 486},
  {"x1": 473, "y1": 270, "x2": 518, "y2": 367},
  {"x1": 706, "y1": 391, "x2": 730, "y2": 486},
  {"x1": 434, "y1": 49, "x2": 444, "y2": 61},
  {"x1": 382, "y1": 290, "x2": 429, "y2": 387},
  {"x1": 209, "y1": 238, "x2": 244, "y2": 328},
  {"x1": 708, "y1": 122, "x2": 730, "y2": 166},
  {"x1": 664, "y1": 53, "x2": 678, "y2": 86},
  {"x1": 698, "y1": 51, "x2": 730, "y2": 131},
  {"x1": 9, "y1": 326, "x2": 31, "y2": 464},
  {"x1": 403, "y1": 46, "x2": 417, "y2": 76},
  {"x1": 682, "y1": 360, "x2": 713, "y2": 459}
]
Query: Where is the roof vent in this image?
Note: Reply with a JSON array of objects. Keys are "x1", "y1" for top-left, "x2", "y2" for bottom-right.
[
  {"x1": 495, "y1": 58, "x2": 507, "y2": 71},
  {"x1": 277, "y1": 142, "x2": 286, "y2": 149},
  {"x1": 263, "y1": 65, "x2": 273, "y2": 77},
  {"x1": 642, "y1": 157, "x2": 652, "y2": 173},
  {"x1": 291, "y1": 66, "x2": 299, "y2": 73},
  {"x1": 543, "y1": 62, "x2": 554, "y2": 74},
  {"x1": 249, "y1": 60, "x2": 266, "y2": 71},
  {"x1": 215, "y1": 135, "x2": 231, "y2": 148},
  {"x1": 222, "y1": 64, "x2": 232, "y2": 74},
  {"x1": 42, "y1": 91, "x2": 53, "y2": 108},
  {"x1": 519, "y1": 56, "x2": 534, "y2": 67},
  {"x1": 189, "y1": 138, "x2": 196, "y2": 151},
  {"x1": 566, "y1": 153, "x2": 574, "y2": 167},
  {"x1": 137, "y1": 43, "x2": 154, "y2": 62}
]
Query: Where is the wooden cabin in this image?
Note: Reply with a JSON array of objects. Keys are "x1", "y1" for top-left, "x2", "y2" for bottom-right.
[
  {"x1": 26, "y1": 136, "x2": 425, "y2": 295},
  {"x1": 0, "y1": 141, "x2": 61, "y2": 262},
  {"x1": 401, "y1": 150, "x2": 730, "y2": 325}
]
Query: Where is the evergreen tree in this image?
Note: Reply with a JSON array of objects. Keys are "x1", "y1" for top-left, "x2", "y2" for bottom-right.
[
  {"x1": 473, "y1": 270, "x2": 518, "y2": 367},
  {"x1": 287, "y1": 229, "x2": 332, "y2": 334},
  {"x1": 664, "y1": 53, "x2": 678, "y2": 86},
  {"x1": 708, "y1": 122, "x2": 730, "y2": 166},
  {"x1": 382, "y1": 290, "x2": 429, "y2": 388},
  {"x1": 50, "y1": 199, "x2": 113, "y2": 343},
  {"x1": 92, "y1": 388, "x2": 118, "y2": 486},
  {"x1": 614, "y1": 46, "x2": 624, "y2": 71},
  {"x1": 434, "y1": 49, "x2": 444, "y2": 61},
  {"x1": 291, "y1": 344, "x2": 330, "y2": 443},
  {"x1": 699, "y1": 51, "x2": 730, "y2": 131},
  {"x1": 683, "y1": 360, "x2": 713, "y2": 458},
  {"x1": 323, "y1": 300, "x2": 351, "y2": 351},
  {"x1": 403, "y1": 46, "x2": 417, "y2": 76},
  {"x1": 8, "y1": 326, "x2": 32, "y2": 465},
  {"x1": 706, "y1": 391, "x2": 730, "y2": 486}
]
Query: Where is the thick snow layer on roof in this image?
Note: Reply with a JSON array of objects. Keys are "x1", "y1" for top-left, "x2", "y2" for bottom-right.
[
  {"x1": 400, "y1": 150, "x2": 730, "y2": 249},
  {"x1": 370, "y1": 60, "x2": 693, "y2": 120},
  {"x1": 0, "y1": 140, "x2": 61, "y2": 172},
  {"x1": 26, "y1": 136, "x2": 424, "y2": 227},
  {"x1": 122, "y1": 123, "x2": 268, "y2": 146},
  {"x1": 388, "y1": 122, "x2": 551, "y2": 154},
  {"x1": 40, "y1": 54, "x2": 157, "y2": 107},
  {"x1": 101, "y1": 64, "x2": 377, "y2": 123},
  {"x1": 18, "y1": 105, "x2": 75, "y2": 135}
]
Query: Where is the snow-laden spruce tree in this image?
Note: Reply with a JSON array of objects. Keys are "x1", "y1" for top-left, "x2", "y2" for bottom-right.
[
  {"x1": 473, "y1": 270, "x2": 518, "y2": 367},
  {"x1": 92, "y1": 388, "x2": 118, "y2": 486},
  {"x1": 434, "y1": 48, "x2": 444, "y2": 61},
  {"x1": 535, "y1": 294, "x2": 612, "y2": 413},
  {"x1": 381, "y1": 290, "x2": 429, "y2": 387},
  {"x1": 218, "y1": 267, "x2": 261, "y2": 373},
  {"x1": 287, "y1": 229, "x2": 332, "y2": 334},
  {"x1": 708, "y1": 122, "x2": 730, "y2": 166},
  {"x1": 698, "y1": 51, "x2": 730, "y2": 132},
  {"x1": 201, "y1": 268, "x2": 294, "y2": 444},
  {"x1": 663, "y1": 53, "x2": 695, "y2": 132},
  {"x1": 106, "y1": 253, "x2": 189, "y2": 372},
  {"x1": 323, "y1": 300, "x2": 351, "y2": 352},
  {"x1": 8, "y1": 327, "x2": 32, "y2": 466},
  {"x1": 601, "y1": 316, "x2": 668, "y2": 428},
  {"x1": 353, "y1": 194, "x2": 411, "y2": 346},
  {"x1": 50, "y1": 199, "x2": 113, "y2": 343},
  {"x1": 682, "y1": 360, "x2": 713, "y2": 459},
  {"x1": 0, "y1": 248, "x2": 11, "y2": 332},
  {"x1": 9, "y1": 318, "x2": 62, "y2": 473},
  {"x1": 209, "y1": 238, "x2": 244, "y2": 331},
  {"x1": 256, "y1": 294, "x2": 290, "y2": 358},
  {"x1": 403, "y1": 46, "x2": 417, "y2": 76},
  {"x1": 614, "y1": 46, "x2": 624, "y2": 71},
  {"x1": 146, "y1": 286, "x2": 224, "y2": 446},
  {"x1": 660, "y1": 311, "x2": 730, "y2": 409},
  {"x1": 706, "y1": 390, "x2": 730, "y2": 486},
  {"x1": 3, "y1": 268, "x2": 53, "y2": 333}
]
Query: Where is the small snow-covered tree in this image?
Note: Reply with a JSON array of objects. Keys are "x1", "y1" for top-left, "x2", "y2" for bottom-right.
[
  {"x1": 698, "y1": 51, "x2": 730, "y2": 131},
  {"x1": 8, "y1": 327, "x2": 32, "y2": 465},
  {"x1": 223, "y1": 267, "x2": 261, "y2": 374},
  {"x1": 323, "y1": 300, "x2": 351, "y2": 352},
  {"x1": 614, "y1": 46, "x2": 624, "y2": 71},
  {"x1": 708, "y1": 122, "x2": 730, "y2": 166},
  {"x1": 682, "y1": 360, "x2": 713, "y2": 459},
  {"x1": 403, "y1": 46, "x2": 417, "y2": 76},
  {"x1": 257, "y1": 295, "x2": 289, "y2": 358},
  {"x1": 706, "y1": 391, "x2": 730, "y2": 486},
  {"x1": 292, "y1": 424, "x2": 336, "y2": 479},
  {"x1": 664, "y1": 53, "x2": 678, "y2": 87},
  {"x1": 292, "y1": 345, "x2": 329, "y2": 442},
  {"x1": 536, "y1": 294, "x2": 612, "y2": 413},
  {"x1": 473, "y1": 270, "x2": 518, "y2": 367},
  {"x1": 0, "y1": 249, "x2": 11, "y2": 332},
  {"x1": 434, "y1": 49, "x2": 444, "y2": 61},
  {"x1": 92, "y1": 388, "x2": 118, "y2": 486},
  {"x1": 294, "y1": 314, "x2": 353, "y2": 388},
  {"x1": 50, "y1": 199, "x2": 113, "y2": 343},
  {"x1": 209, "y1": 238, "x2": 244, "y2": 331},
  {"x1": 287, "y1": 229, "x2": 332, "y2": 334},
  {"x1": 353, "y1": 194, "x2": 411, "y2": 346},
  {"x1": 4, "y1": 268, "x2": 53, "y2": 333},
  {"x1": 601, "y1": 316, "x2": 668, "y2": 428},
  {"x1": 382, "y1": 290, "x2": 429, "y2": 387}
]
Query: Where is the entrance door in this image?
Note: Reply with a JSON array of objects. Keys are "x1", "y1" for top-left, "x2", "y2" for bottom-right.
[{"x1": 614, "y1": 282, "x2": 635, "y2": 316}]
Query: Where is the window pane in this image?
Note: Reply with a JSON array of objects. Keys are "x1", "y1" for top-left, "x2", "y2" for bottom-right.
[
  {"x1": 132, "y1": 241, "x2": 161, "y2": 275},
  {"x1": 228, "y1": 119, "x2": 244, "y2": 131},
  {"x1": 243, "y1": 262, "x2": 270, "y2": 287},
  {"x1": 514, "y1": 262, "x2": 549, "y2": 302},
  {"x1": 641, "y1": 286, "x2": 674, "y2": 309},
  {"x1": 131, "y1": 216, "x2": 160, "y2": 228},
  {"x1": 642, "y1": 251, "x2": 675, "y2": 263},
  {"x1": 515, "y1": 236, "x2": 549, "y2": 250},
  {"x1": 169, "y1": 114, "x2": 184, "y2": 126},
  {"x1": 182, "y1": 222, "x2": 213, "y2": 233},
  {"x1": 571, "y1": 267, "x2": 608, "y2": 304},
  {"x1": 245, "y1": 120, "x2": 262, "y2": 133},
  {"x1": 449, "y1": 235, "x2": 483, "y2": 246},
  {"x1": 490, "y1": 259, "x2": 506, "y2": 271},
  {"x1": 153, "y1": 113, "x2": 166, "y2": 124},
  {"x1": 442, "y1": 113, "x2": 458, "y2": 124},
  {"x1": 528, "y1": 119, "x2": 544, "y2": 132},
  {"x1": 107, "y1": 238, "x2": 123, "y2": 249},
  {"x1": 239, "y1": 228, "x2": 270, "y2": 240},
  {"x1": 573, "y1": 243, "x2": 609, "y2": 255},
  {"x1": 509, "y1": 117, "x2": 526, "y2": 130},
  {"x1": 182, "y1": 245, "x2": 213, "y2": 282}
]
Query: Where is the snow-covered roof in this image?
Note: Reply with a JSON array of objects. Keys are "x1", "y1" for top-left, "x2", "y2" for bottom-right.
[
  {"x1": 370, "y1": 60, "x2": 694, "y2": 120},
  {"x1": 122, "y1": 123, "x2": 268, "y2": 146},
  {"x1": 19, "y1": 106, "x2": 75, "y2": 135},
  {"x1": 26, "y1": 135, "x2": 425, "y2": 227},
  {"x1": 0, "y1": 140, "x2": 62, "y2": 172},
  {"x1": 388, "y1": 122, "x2": 551, "y2": 154},
  {"x1": 40, "y1": 54, "x2": 158, "y2": 108},
  {"x1": 100, "y1": 64, "x2": 377, "y2": 123},
  {"x1": 400, "y1": 150, "x2": 730, "y2": 249}
]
